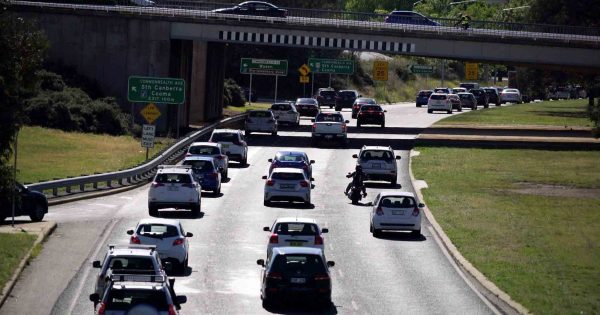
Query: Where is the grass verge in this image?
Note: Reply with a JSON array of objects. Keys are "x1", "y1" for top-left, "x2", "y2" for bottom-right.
[
  {"x1": 434, "y1": 99, "x2": 592, "y2": 128},
  {"x1": 0, "y1": 233, "x2": 37, "y2": 292},
  {"x1": 15, "y1": 126, "x2": 173, "y2": 184},
  {"x1": 412, "y1": 147, "x2": 600, "y2": 314}
]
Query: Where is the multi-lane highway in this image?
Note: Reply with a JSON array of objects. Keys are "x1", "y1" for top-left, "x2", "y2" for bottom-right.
[{"x1": 1, "y1": 103, "x2": 499, "y2": 314}]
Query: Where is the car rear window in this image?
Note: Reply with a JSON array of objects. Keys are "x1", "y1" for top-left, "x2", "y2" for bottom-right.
[
  {"x1": 271, "y1": 104, "x2": 291, "y2": 111},
  {"x1": 356, "y1": 98, "x2": 376, "y2": 104},
  {"x1": 108, "y1": 257, "x2": 155, "y2": 272},
  {"x1": 319, "y1": 91, "x2": 336, "y2": 97},
  {"x1": 296, "y1": 98, "x2": 317, "y2": 105},
  {"x1": 360, "y1": 150, "x2": 393, "y2": 161},
  {"x1": 338, "y1": 91, "x2": 356, "y2": 98},
  {"x1": 137, "y1": 224, "x2": 179, "y2": 238},
  {"x1": 270, "y1": 254, "x2": 326, "y2": 274},
  {"x1": 380, "y1": 196, "x2": 416, "y2": 208},
  {"x1": 271, "y1": 172, "x2": 305, "y2": 180},
  {"x1": 430, "y1": 94, "x2": 447, "y2": 100},
  {"x1": 360, "y1": 105, "x2": 382, "y2": 111},
  {"x1": 188, "y1": 145, "x2": 219, "y2": 155},
  {"x1": 433, "y1": 89, "x2": 449, "y2": 94},
  {"x1": 154, "y1": 173, "x2": 192, "y2": 184},
  {"x1": 182, "y1": 160, "x2": 215, "y2": 172},
  {"x1": 458, "y1": 94, "x2": 471, "y2": 99},
  {"x1": 483, "y1": 89, "x2": 496, "y2": 94},
  {"x1": 211, "y1": 133, "x2": 238, "y2": 142},
  {"x1": 276, "y1": 154, "x2": 305, "y2": 162},
  {"x1": 418, "y1": 91, "x2": 433, "y2": 97},
  {"x1": 315, "y1": 114, "x2": 343, "y2": 122},
  {"x1": 249, "y1": 111, "x2": 272, "y2": 118},
  {"x1": 471, "y1": 90, "x2": 484, "y2": 95},
  {"x1": 105, "y1": 289, "x2": 169, "y2": 310},
  {"x1": 273, "y1": 222, "x2": 318, "y2": 236}
]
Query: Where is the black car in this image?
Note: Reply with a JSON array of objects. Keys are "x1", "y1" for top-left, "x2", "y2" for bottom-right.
[
  {"x1": 357, "y1": 105, "x2": 386, "y2": 128},
  {"x1": 294, "y1": 98, "x2": 320, "y2": 117},
  {"x1": 416, "y1": 90, "x2": 433, "y2": 107},
  {"x1": 483, "y1": 87, "x2": 501, "y2": 106},
  {"x1": 315, "y1": 89, "x2": 337, "y2": 108},
  {"x1": 470, "y1": 88, "x2": 489, "y2": 108},
  {"x1": 257, "y1": 247, "x2": 334, "y2": 308},
  {"x1": 0, "y1": 183, "x2": 48, "y2": 222},
  {"x1": 335, "y1": 90, "x2": 360, "y2": 111},
  {"x1": 384, "y1": 11, "x2": 440, "y2": 26},
  {"x1": 212, "y1": 1, "x2": 287, "y2": 18}
]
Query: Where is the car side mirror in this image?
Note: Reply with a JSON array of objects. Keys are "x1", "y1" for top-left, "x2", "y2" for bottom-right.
[
  {"x1": 396, "y1": 156, "x2": 401, "y2": 160},
  {"x1": 186, "y1": 232, "x2": 193, "y2": 237},
  {"x1": 345, "y1": 120, "x2": 350, "y2": 123},
  {"x1": 126, "y1": 229, "x2": 134, "y2": 235},
  {"x1": 176, "y1": 295, "x2": 187, "y2": 305},
  {"x1": 89, "y1": 293, "x2": 100, "y2": 303},
  {"x1": 321, "y1": 228, "x2": 328, "y2": 233},
  {"x1": 352, "y1": 154, "x2": 358, "y2": 158},
  {"x1": 262, "y1": 175, "x2": 267, "y2": 180},
  {"x1": 163, "y1": 261, "x2": 173, "y2": 272},
  {"x1": 92, "y1": 260, "x2": 101, "y2": 268},
  {"x1": 263, "y1": 226, "x2": 270, "y2": 231},
  {"x1": 257, "y1": 259, "x2": 265, "y2": 266},
  {"x1": 384, "y1": 110, "x2": 387, "y2": 112},
  {"x1": 359, "y1": 94, "x2": 363, "y2": 97},
  {"x1": 310, "y1": 177, "x2": 315, "y2": 181},
  {"x1": 327, "y1": 261, "x2": 335, "y2": 267},
  {"x1": 268, "y1": 158, "x2": 273, "y2": 162},
  {"x1": 418, "y1": 203, "x2": 425, "y2": 208},
  {"x1": 310, "y1": 160, "x2": 315, "y2": 164}
]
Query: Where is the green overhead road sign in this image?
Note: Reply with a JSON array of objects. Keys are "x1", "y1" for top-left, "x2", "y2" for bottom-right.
[
  {"x1": 240, "y1": 58, "x2": 288, "y2": 76},
  {"x1": 308, "y1": 58, "x2": 354, "y2": 74},
  {"x1": 408, "y1": 64, "x2": 435, "y2": 74},
  {"x1": 128, "y1": 76, "x2": 185, "y2": 104}
]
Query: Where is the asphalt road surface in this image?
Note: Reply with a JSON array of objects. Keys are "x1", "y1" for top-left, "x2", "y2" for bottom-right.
[{"x1": 1, "y1": 103, "x2": 498, "y2": 314}]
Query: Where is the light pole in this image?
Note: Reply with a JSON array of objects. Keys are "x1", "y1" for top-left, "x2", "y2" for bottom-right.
[
  {"x1": 412, "y1": 0, "x2": 423, "y2": 10},
  {"x1": 11, "y1": 128, "x2": 19, "y2": 227},
  {"x1": 502, "y1": 5, "x2": 530, "y2": 12}
]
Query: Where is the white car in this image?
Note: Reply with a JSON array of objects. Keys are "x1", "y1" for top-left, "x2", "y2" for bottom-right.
[
  {"x1": 370, "y1": 191, "x2": 424, "y2": 236},
  {"x1": 186, "y1": 142, "x2": 229, "y2": 178},
  {"x1": 209, "y1": 129, "x2": 248, "y2": 165},
  {"x1": 353, "y1": 145, "x2": 401, "y2": 186},
  {"x1": 245, "y1": 110, "x2": 278, "y2": 136},
  {"x1": 427, "y1": 93, "x2": 453, "y2": 114},
  {"x1": 263, "y1": 217, "x2": 328, "y2": 257},
  {"x1": 262, "y1": 168, "x2": 312, "y2": 206},
  {"x1": 270, "y1": 102, "x2": 300, "y2": 126},
  {"x1": 148, "y1": 165, "x2": 201, "y2": 216},
  {"x1": 500, "y1": 88, "x2": 522, "y2": 104},
  {"x1": 127, "y1": 218, "x2": 193, "y2": 272}
]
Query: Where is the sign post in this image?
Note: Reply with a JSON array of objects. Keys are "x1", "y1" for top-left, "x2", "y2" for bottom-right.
[
  {"x1": 241, "y1": 58, "x2": 288, "y2": 103},
  {"x1": 141, "y1": 124, "x2": 156, "y2": 160}
]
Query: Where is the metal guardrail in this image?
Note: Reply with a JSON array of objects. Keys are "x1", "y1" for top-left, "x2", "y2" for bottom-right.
[
  {"x1": 27, "y1": 115, "x2": 245, "y2": 198},
  {"x1": 10, "y1": 0, "x2": 600, "y2": 45}
]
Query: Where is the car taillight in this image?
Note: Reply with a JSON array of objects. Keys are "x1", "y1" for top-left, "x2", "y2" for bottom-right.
[
  {"x1": 412, "y1": 207, "x2": 420, "y2": 216},
  {"x1": 267, "y1": 272, "x2": 282, "y2": 280},
  {"x1": 312, "y1": 123, "x2": 316, "y2": 131},
  {"x1": 342, "y1": 124, "x2": 347, "y2": 132},
  {"x1": 151, "y1": 182, "x2": 164, "y2": 187},
  {"x1": 314, "y1": 273, "x2": 330, "y2": 281},
  {"x1": 182, "y1": 183, "x2": 196, "y2": 188},
  {"x1": 269, "y1": 233, "x2": 279, "y2": 244},
  {"x1": 130, "y1": 236, "x2": 140, "y2": 244},
  {"x1": 376, "y1": 207, "x2": 384, "y2": 215},
  {"x1": 378, "y1": 112, "x2": 383, "y2": 115},
  {"x1": 173, "y1": 238, "x2": 184, "y2": 246},
  {"x1": 266, "y1": 179, "x2": 275, "y2": 186},
  {"x1": 97, "y1": 302, "x2": 106, "y2": 315},
  {"x1": 315, "y1": 235, "x2": 323, "y2": 245},
  {"x1": 300, "y1": 181, "x2": 309, "y2": 188},
  {"x1": 168, "y1": 304, "x2": 177, "y2": 315}
]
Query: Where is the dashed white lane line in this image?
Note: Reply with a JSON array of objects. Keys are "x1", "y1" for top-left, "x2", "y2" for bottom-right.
[
  {"x1": 118, "y1": 196, "x2": 133, "y2": 200},
  {"x1": 328, "y1": 243, "x2": 334, "y2": 251},
  {"x1": 87, "y1": 203, "x2": 117, "y2": 208},
  {"x1": 337, "y1": 268, "x2": 344, "y2": 278},
  {"x1": 351, "y1": 300, "x2": 359, "y2": 311}
]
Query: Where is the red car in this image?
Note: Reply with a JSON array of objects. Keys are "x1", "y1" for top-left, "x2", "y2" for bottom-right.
[
  {"x1": 351, "y1": 98, "x2": 377, "y2": 118},
  {"x1": 357, "y1": 104, "x2": 386, "y2": 128}
]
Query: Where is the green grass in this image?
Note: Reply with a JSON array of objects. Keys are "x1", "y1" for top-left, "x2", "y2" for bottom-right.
[
  {"x1": 14, "y1": 126, "x2": 173, "y2": 184},
  {"x1": 412, "y1": 147, "x2": 600, "y2": 314},
  {"x1": 0, "y1": 233, "x2": 37, "y2": 292},
  {"x1": 435, "y1": 99, "x2": 592, "y2": 128},
  {"x1": 224, "y1": 102, "x2": 272, "y2": 114}
]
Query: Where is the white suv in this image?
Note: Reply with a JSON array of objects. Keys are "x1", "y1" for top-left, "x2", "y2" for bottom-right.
[
  {"x1": 148, "y1": 165, "x2": 201, "y2": 216},
  {"x1": 263, "y1": 217, "x2": 328, "y2": 257},
  {"x1": 427, "y1": 93, "x2": 452, "y2": 114},
  {"x1": 209, "y1": 129, "x2": 248, "y2": 165},
  {"x1": 353, "y1": 146, "x2": 401, "y2": 186},
  {"x1": 262, "y1": 168, "x2": 312, "y2": 206},
  {"x1": 370, "y1": 191, "x2": 424, "y2": 236}
]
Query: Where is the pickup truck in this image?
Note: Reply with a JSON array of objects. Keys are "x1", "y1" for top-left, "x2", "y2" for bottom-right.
[{"x1": 311, "y1": 112, "x2": 349, "y2": 146}]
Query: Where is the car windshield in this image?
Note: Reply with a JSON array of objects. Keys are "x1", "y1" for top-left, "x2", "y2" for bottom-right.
[
  {"x1": 249, "y1": 111, "x2": 272, "y2": 118},
  {"x1": 154, "y1": 173, "x2": 191, "y2": 184},
  {"x1": 105, "y1": 289, "x2": 169, "y2": 310},
  {"x1": 271, "y1": 172, "x2": 305, "y2": 180},
  {"x1": 188, "y1": 146, "x2": 219, "y2": 155},
  {"x1": 270, "y1": 254, "x2": 326, "y2": 275},
  {"x1": 211, "y1": 133, "x2": 238, "y2": 142},
  {"x1": 380, "y1": 196, "x2": 416, "y2": 208},
  {"x1": 273, "y1": 222, "x2": 318, "y2": 236},
  {"x1": 108, "y1": 257, "x2": 155, "y2": 273},
  {"x1": 361, "y1": 150, "x2": 393, "y2": 161},
  {"x1": 430, "y1": 94, "x2": 447, "y2": 100},
  {"x1": 183, "y1": 160, "x2": 215, "y2": 172},
  {"x1": 271, "y1": 104, "x2": 291, "y2": 111},
  {"x1": 360, "y1": 105, "x2": 382, "y2": 111},
  {"x1": 504, "y1": 89, "x2": 519, "y2": 93},
  {"x1": 137, "y1": 224, "x2": 179, "y2": 238},
  {"x1": 315, "y1": 114, "x2": 343, "y2": 122}
]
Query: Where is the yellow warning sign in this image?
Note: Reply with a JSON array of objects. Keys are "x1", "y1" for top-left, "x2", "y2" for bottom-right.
[
  {"x1": 298, "y1": 64, "x2": 311, "y2": 76},
  {"x1": 300, "y1": 75, "x2": 309, "y2": 83},
  {"x1": 372, "y1": 61, "x2": 388, "y2": 81},
  {"x1": 465, "y1": 62, "x2": 478, "y2": 80},
  {"x1": 140, "y1": 103, "x2": 161, "y2": 124}
]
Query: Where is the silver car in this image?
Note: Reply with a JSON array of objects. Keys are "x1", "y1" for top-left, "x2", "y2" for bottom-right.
[
  {"x1": 263, "y1": 168, "x2": 312, "y2": 206},
  {"x1": 270, "y1": 102, "x2": 300, "y2": 126},
  {"x1": 353, "y1": 145, "x2": 401, "y2": 186},
  {"x1": 245, "y1": 110, "x2": 278, "y2": 136}
]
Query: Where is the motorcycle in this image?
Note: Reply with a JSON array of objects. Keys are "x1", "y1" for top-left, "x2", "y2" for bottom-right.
[{"x1": 346, "y1": 185, "x2": 365, "y2": 205}]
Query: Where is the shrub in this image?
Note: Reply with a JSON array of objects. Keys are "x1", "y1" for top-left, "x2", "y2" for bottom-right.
[
  {"x1": 223, "y1": 78, "x2": 245, "y2": 107},
  {"x1": 36, "y1": 70, "x2": 65, "y2": 92}
]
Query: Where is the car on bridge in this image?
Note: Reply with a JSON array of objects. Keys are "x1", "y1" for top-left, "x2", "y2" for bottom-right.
[
  {"x1": 270, "y1": 102, "x2": 300, "y2": 126},
  {"x1": 369, "y1": 191, "x2": 424, "y2": 237},
  {"x1": 182, "y1": 156, "x2": 222, "y2": 195},
  {"x1": 212, "y1": 1, "x2": 287, "y2": 18},
  {"x1": 0, "y1": 182, "x2": 47, "y2": 222},
  {"x1": 245, "y1": 110, "x2": 278, "y2": 136},
  {"x1": 356, "y1": 104, "x2": 386, "y2": 128},
  {"x1": 294, "y1": 98, "x2": 320, "y2": 117},
  {"x1": 257, "y1": 247, "x2": 335, "y2": 308},
  {"x1": 263, "y1": 217, "x2": 328, "y2": 258},
  {"x1": 263, "y1": 168, "x2": 312, "y2": 206},
  {"x1": 186, "y1": 142, "x2": 229, "y2": 179},
  {"x1": 415, "y1": 90, "x2": 433, "y2": 108},
  {"x1": 352, "y1": 97, "x2": 377, "y2": 118},
  {"x1": 268, "y1": 150, "x2": 315, "y2": 180},
  {"x1": 384, "y1": 11, "x2": 440, "y2": 26},
  {"x1": 148, "y1": 166, "x2": 201, "y2": 217},
  {"x1": 209, "y1": 129, "x2": 248, "y2": 165}
]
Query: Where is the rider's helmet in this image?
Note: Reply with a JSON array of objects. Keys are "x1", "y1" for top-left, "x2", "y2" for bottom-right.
[{"x1": 355, "y1": 165, "x2": 362, "y2": 172}]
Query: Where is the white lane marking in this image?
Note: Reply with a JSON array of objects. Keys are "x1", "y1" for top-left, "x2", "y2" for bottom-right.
[
  {"x1": 328, "y1": 243, "x2": 334, "y2": 251},
  {"x1": 118, "y1": 196, "x2": 133, "y2": 200},
  {"x1": 337, "y1": 269, "x2": 344, "y2": 278},
  {"x1": 351, "y1": 300, "x2": 359, "y2": 311},
  {"x1": 66, "y1": 219, "x2": 120, "y2": 314},
  {"x1": 428, "y1": 226, "x2": 501, "y2": 314},
  {"x1": 87, "y1": 203, "x2": 117, "y2": 208}
]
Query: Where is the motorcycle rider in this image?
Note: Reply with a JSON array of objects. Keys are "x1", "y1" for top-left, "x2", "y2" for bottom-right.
[{"x1": 345, "y1": 165, "x2": 367, "y2": 197}]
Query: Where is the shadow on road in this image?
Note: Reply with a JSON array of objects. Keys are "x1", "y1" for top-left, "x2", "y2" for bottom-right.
[
  {"x1": 264, "y1": 201, "x2": 315, "y2": 210},
  {"x1": 155, "y1": 209, "x2": 204, "y2": 219},
  {"x1": 263, "y1": 300, "x2": 338, "y2": 314},
  {"x1": 374, "y1": 231, "x2": 426, "y2": 242}
]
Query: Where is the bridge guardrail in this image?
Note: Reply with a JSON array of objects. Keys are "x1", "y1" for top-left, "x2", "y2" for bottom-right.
[{"x1": 27, "y1": 115, "x2": 246, "y2": 198}]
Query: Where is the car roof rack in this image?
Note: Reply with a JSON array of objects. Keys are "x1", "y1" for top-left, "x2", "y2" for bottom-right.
[
  {"x1": 110, "y1": 274, "x2": 166, "y2": 283},
  {"x1": 108, "y1": 244, "x2": 156, "y2": 252}
]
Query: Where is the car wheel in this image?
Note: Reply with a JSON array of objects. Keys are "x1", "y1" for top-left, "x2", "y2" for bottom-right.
[
  {"x1": 370, "y1": 224, "x2": 373, "y2": 233},
  {"x1": 411, "y1": 229, "x2": 421, "y2": 236},
  {"x1": 245, "y1": 130, "x2": 251, "y2": 137},
  {"x1": 484, "y1": 104, "x2": 489, "y2": 108},
  {"x1": 191, "y1": 204, "x2": 201, "y2": 217},
  {"x1": 373, "y1": 228, "x2": 382, "y2": 237},
  {"x1": 213, "y1": 185, "x2": 220, "y2": 196},
  {"x1": 29, "y1": 203, "x2": 46, "y2": 222},
  {"x1": 149, "y1": 204, "x2": 159, "y2": 217},
  {"x1": 381, "y1": 122, "x2": 385, "y2": 128},
  {"x1": 472, "y1": 105, "x2": 477, "y2": 110},
  {"x1": 416, "y1": 104, "x2": 421, "y2": 107},
  {"x1": 223, "y1": 170, "x2": 228, "y2": 179},
  {"x1": 263, "y1": 199, "x2": 271, "y2": 206},
  {"x1": 427, "y1": 109, "x2": 432, "y2": 114},
  {"x1": 391, "y1": 178, "x2": 397, "y2": 187},
  {"x1": 357, "y1": 121, "x2": 361, "y2": 127},
  {"x1": 447, "y1": 109, "x2": 452, "y2": 114},
  {"x1": 335, "y1": 107, "x2": 341, "y2": 111},
  {"x1": 458, "y1": 106, "x2": 462, "y2": 112},
  {"x1": 241, "y1": 157, "x2": 248, "y2": 166}
]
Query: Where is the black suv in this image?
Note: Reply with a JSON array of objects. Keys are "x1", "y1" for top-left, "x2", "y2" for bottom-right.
[
  {"x1": 470, "y1": 88, "x2": 489, "y2": 108},
  {"x1": 0, "y1": 183, "x2": 47, "y2": 222},
  {"x1": 483, "y1": 87, "x2": 501, "y2": 106},
  {"x1": 335, "y1": 90, "x2": 360, "y2": 111},
  {"x1": 357, "y1": 105, "x2": 386, "y2": 128},
  {"x1": 315, "y1": 88, "x2": 337, "y2": 108},
  {"x1": 257, "y1": 247, "x2": 335, "y2": 308}
]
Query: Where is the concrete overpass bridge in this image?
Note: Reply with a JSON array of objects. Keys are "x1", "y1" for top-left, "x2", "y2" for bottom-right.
[{"x1": 9, "y1": 1, "x2": 600, "y2": 130}]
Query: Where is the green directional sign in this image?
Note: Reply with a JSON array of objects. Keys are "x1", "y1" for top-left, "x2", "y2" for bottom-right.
[
  {"x1": 240, "y1": 58, "x2": 288, "y2": 76},
  {"x1": 308, "y1": 58, "x2": 354, "y2": 74},
  {"x1": 408, "y1": 64, "x2": 435, "y2": 74},
  {"x1": 128, "y1": 76, "x2": 185, "y2": 104}
]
